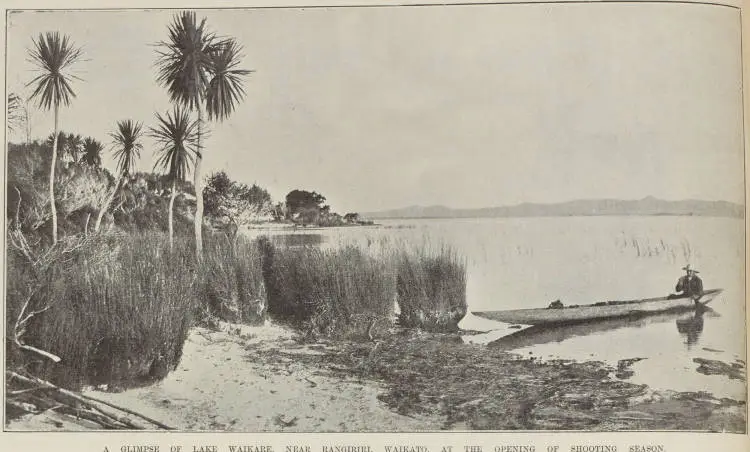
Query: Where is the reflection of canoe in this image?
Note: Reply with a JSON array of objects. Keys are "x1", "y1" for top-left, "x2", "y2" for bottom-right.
[
  {"x1": 473, "y1": 289, "x2": 722, "y2": 326},
  {"x1": 489, "y1": 309, "x2": 708, "y2": 350}
]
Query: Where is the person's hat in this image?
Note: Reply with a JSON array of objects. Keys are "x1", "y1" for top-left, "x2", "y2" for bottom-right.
[{"x1": 681, "y1": 264, "x2": 699, "y2": 273}]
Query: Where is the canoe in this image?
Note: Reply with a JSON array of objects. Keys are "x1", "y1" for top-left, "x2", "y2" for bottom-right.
[
  {"x1": 472, "y1": 289, "x2": 723, "y2": 326},
  {"x1": 488, "y1": 308, "x2": 712, "y2": 350}
]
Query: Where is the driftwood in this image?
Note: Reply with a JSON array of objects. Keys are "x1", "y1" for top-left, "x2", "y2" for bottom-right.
[{"x1": 7, "y1": 371, "x2": 175, "y2": 430}]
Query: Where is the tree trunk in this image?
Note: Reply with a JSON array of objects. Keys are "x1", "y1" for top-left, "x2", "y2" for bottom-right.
[
  {"x1": 194, "y1": 106, "x2": 204, "y2": 262},
  {"x1": 94, "y1": 175, "x2": 123, "y2": 232},
  {"x1": 24, "y1": 99, "x2": 31, "y2": 145},
  {"x1": 169, "y1": 180, "x2": 177, "y2": 250},
  {"x1": 49, "y1": 104, "x2": 59, "y2": 244}
]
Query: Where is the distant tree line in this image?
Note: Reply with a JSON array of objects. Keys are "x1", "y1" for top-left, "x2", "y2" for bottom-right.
[{"x1": 284, "y1": 189, "x2": 371, "y2": 227}]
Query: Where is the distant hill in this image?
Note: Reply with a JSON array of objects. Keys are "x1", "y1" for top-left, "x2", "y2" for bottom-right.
[{"x1": 363, "y1": 197, "x2": 745, "y2": 219}]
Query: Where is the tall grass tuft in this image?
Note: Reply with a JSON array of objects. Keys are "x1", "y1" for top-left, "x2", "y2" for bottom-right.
[
  {"x1": 395, "y1": 245, "x2": 468, "y2": 332},
  {"x1": 6, "y1": 231, "x2": 198, "y2": 391},
  {"x1": 259, "y1": 237, "x2": 396, "y2": 340},
  {"x1": 202, "y1": 234, "x2": 266, "y2": 326}
]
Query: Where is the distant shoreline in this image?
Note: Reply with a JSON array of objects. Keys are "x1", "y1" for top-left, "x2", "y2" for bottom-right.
[
  {"x1": 367, "y1": 213, "x2": 745, "y2": 220},
  {"x1": 364, "y1": 197, "x2": 745, "y2": 220}
]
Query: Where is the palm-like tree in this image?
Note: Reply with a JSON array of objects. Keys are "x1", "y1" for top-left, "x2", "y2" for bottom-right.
[
  {"x1": 80, "y1": 137, "x2": 103, "y2": 167},
  {"x1": 149, "y1": 106, "x2": 199, "y2": 248},
  {"x1": 155, "y1": 11, "x2": 251, "y2": 260},
  {"x1": 65, "y1": 133, "x2": 83, "y2": 162},
  {"x1": 94, "y1": 120, "x2": 143, "y2": 232},
  {"x1": 111, "y1": 120, "x2": 143, "y2": 177},
  {"x1": 27, "y1": 32, "x2": 84, "y2": 244}
]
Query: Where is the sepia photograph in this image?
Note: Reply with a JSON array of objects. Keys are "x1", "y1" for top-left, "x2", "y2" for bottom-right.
[{"x1": 3, "y1": 0, "x2": 747, "y2": 436}]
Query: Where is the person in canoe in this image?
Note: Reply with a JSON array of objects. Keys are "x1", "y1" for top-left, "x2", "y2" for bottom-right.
[{"x1": 674, "y1": 264, "x2": 704, "y2": 303}]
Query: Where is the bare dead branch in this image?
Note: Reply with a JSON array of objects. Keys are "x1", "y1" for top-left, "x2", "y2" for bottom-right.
[{"x1": 7, "y1": 371, "x2": 174, "y2": 430}]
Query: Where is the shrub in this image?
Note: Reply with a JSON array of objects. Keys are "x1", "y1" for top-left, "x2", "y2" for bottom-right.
[
  {"x1": 6, "y1": 231, "x2": 198, "y2": 391},
  {"x1": 395, "y1": 245, "x2": 467, "y2": 332},
  {"x1": 202, "y1": 234, "x2": 266, "y2": 325},
  {"x1": 260, "y1": 237, "x2": 395, "y2": 340},
  {"x1": 111, "y1": 181, "x2": 194, "y2": 235},
  {"x1": 7, "y1": 141, "x2": 113, "y2": 239}
]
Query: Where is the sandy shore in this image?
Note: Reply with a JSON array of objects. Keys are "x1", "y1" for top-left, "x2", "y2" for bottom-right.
[
  {"x1": 9, "y1": 323, "x2": 442, "y2": 432},
  {"x1": 8, "y1": 321, "x2": 746, "y2": 432}
]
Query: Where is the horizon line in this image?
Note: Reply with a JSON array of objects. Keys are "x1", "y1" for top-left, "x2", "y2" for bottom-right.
[{"x1": 365, "y1": 196, "x2": 745, "y2": 214}]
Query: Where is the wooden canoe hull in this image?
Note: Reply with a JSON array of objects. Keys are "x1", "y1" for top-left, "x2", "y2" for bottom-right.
[
  {"x1": 472, "y1": 289, "x2": 722, "y2": 326},
  {"x1": 488, "y1": 309, "x2": 712, "y2": 350}
]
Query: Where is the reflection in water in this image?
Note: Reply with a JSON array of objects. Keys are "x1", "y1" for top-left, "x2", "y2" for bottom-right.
[
  {"x1": 270, "y1": 233, "x2": 326, "y2": 247},
  {"x1": 489, "y1": 309, "x2": 712, "y2": 351},
  {"x1": 676, "y1": 310, "x2": 706, "y2": 349}
]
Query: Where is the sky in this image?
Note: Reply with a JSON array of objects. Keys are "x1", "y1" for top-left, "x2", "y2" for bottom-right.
[{"x1": 5, "y1": 3, "x2": 744, "y2": 213}]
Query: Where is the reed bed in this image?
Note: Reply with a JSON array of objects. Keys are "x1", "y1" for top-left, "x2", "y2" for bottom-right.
[
  {"x1": 202, "y1": 235, "x2": 266, "y2": 326},
  {"x1": 7, "y1": 228, "x2": 469, "y2": 391},
  {"x1": 6, "y1": 231, "x2": 198, "y2": 391},
  {"x1": 259, "y1": 237, "x2": 396, "y2": 340},
  {"x1": 393, "y1": 244, "x2": 468, "y2": 332},
  {"x1": 259, "y1": 234, "x2": 468, "y2": 336}
]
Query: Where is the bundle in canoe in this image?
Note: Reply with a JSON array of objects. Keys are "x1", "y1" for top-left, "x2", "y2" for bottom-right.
[{"x1": 472, "y1": 288, "x2": 723, "y2": 326}]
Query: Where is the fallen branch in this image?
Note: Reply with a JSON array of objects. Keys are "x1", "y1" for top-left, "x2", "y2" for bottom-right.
[
  {"x1": 55, "y1": 404, "x2": 125, "y2": 429},
  {"x1": 77, "y1": 392, "x2": 175, "y2": 430},
  {"x1": 7, "y1": 371, "x2": 174, "y2": 430},
  {"x1": 8, "y1": 386, "x2": 54, "y2": 396},
  {"x1": 13, "y1": 290, "x2": 61, "y2": 363},
  {"x1": 15, "y1": 342, "x2": 61, "y2": 363}
]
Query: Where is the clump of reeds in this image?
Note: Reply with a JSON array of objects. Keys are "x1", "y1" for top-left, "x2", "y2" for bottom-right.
[
  {"x1": 394, "y1": 244, "x2": 467, "y2": 332},
  {"x1": 614, "y1": 232, "x2": 691, "y2": 264},
  {"x1": 202, "y1": 234, "x2": 266, "y2": 326},
  {"x1": 6, "y1": 231, "x2": 198, "y2": 391},
  {"x1": 259, "y1": 237, "x2": 396, "y2": 340}
]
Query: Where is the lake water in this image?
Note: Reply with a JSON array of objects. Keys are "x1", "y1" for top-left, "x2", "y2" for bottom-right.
[{"x1": 255, "y1": 216, "x2": 746, "y2": 400}]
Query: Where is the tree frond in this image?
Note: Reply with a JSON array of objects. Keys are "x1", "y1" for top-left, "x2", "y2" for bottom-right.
[
  {"x1": 154, "y1": 11, "x2": 216, "y2": 111},
  {"x1": 149, "y1": 106, "x2": 198, "y2": 183},
  {"x1": 110, "y1": 119, "x2": 144, "y2": 177},
  {"x1": 206, "y1": 38, "x2": 252, "y2": 121},
  {"x1": 26, "y1": 32, "x2": 84, "y2": 110}
]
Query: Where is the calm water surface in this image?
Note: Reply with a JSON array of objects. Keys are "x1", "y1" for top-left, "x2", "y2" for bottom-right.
[{"x1": 257, "y1": 216, "x2": 746, "y2": 400}]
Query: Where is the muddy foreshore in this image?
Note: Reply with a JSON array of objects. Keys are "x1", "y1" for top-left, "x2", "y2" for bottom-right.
[
  {"x1": 249, "y1": 327, "x2": 747, "y2": 432},
  {"x1": 8, "y1": 323, "x2": 747, "y2": 432}
]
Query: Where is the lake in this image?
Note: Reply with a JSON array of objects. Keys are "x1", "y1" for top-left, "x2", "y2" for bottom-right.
[{"x1": 254, "y1": 216, "x2": 746, "y2": 400}]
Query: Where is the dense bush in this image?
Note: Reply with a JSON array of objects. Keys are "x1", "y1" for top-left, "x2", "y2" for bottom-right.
[
  {"x1": 203, "y1": 171, "x2": 273, "y2": 237},
  {"x1": 395, "y1": 246, "x2": 468, "y2": 332},
  {"x1": 7, "y1": 141, "x2": 113, "y2": 238},
  {"x1": 7, "y1": 142, "x2": 195, "y2": 238},
  {"x1": 260, "y1": 237, "x2": 396, "y2": 340},
  {"x1": 6, "y1": 231, "x2": 198, "y2": 391},
  {"x1": 111, "y1": 185, "x2": 193, "y2": 236}
]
